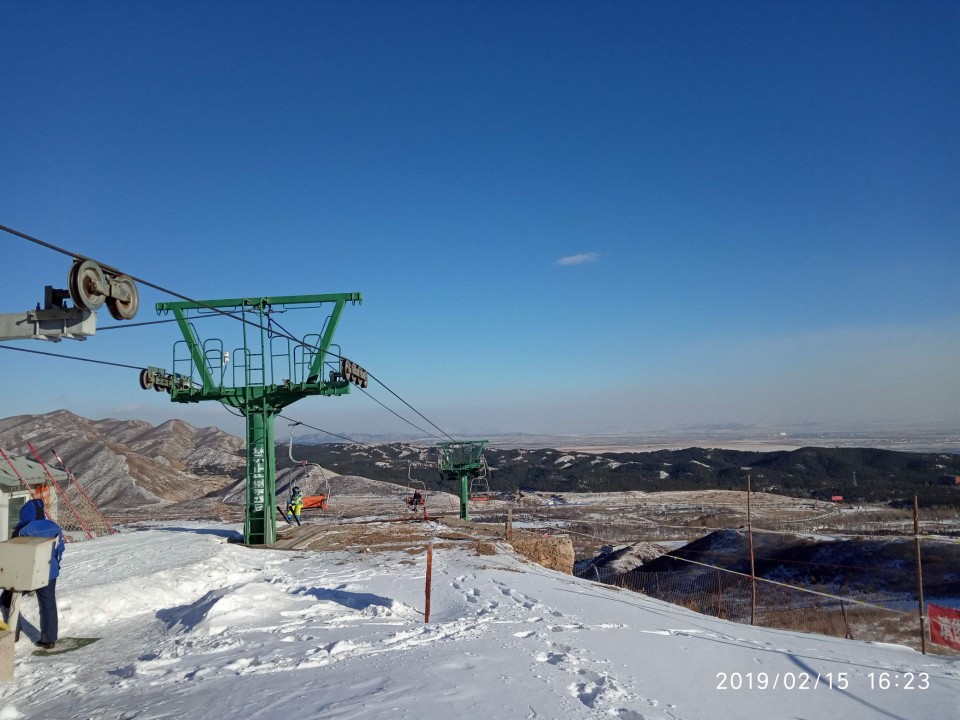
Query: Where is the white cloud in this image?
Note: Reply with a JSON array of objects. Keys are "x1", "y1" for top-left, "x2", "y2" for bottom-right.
[{"x1": 555, "y1": 252, "x2": 599, "y2": 266}]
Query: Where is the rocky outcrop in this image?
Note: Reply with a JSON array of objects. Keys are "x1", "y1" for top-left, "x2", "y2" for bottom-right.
[{"x1": 509, "y1": 534, "x2": 575, "y2": 574}]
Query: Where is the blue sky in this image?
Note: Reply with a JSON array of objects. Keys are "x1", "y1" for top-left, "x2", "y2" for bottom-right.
[{"x1": 1, "y1": 1, "x2": 958, "y2": 438}]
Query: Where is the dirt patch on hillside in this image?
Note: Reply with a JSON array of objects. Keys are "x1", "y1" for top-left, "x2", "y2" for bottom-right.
[{"x1": 273, "y1": 517, "x2": 574, "y2": 573}]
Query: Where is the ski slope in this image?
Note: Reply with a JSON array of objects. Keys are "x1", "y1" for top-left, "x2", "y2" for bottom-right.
[{"x1": 1, "y1": 522, "x2": 957, "y2": 719}]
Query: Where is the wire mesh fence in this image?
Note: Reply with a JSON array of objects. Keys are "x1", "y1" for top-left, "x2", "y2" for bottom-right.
[{"x1": 577, "y1": 558, "x2": 956, "y2": 655}]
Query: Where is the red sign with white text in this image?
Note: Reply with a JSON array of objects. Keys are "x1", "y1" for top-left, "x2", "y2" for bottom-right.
[{"x1": 929, "y1": 603, "x2": 960, "y2": 650}]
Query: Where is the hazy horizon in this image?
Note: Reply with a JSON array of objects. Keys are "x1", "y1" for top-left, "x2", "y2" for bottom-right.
[{"x1": 2, "y1": 3, "x2": 957, "y2": 444}]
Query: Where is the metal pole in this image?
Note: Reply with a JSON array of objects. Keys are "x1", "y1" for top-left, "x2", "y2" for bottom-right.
[
  {"x1": 507, "y1": 507, "x2": 513, "y2": 540},
  {"x1": 244, "y1": 405, "x2": 277, "y2": 546},
  {"x1": 716, "y1": 568, "x2": 723, "y2": 618},
  {"x1": 424, "y1": 542, "x2": 433, "y2": 623},
  {"x1": 913, "y1": 496, "x2": 927, "y2": 654},
  {"x1": 459, "y1": 473, "x2": 470, "y2": 521},
  {"x1": 747, "y1": 474, "x2": 757, "y2": 625}
]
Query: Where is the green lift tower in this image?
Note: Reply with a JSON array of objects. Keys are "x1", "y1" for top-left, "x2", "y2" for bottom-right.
[
  {"x1": 437, "y1": 440, "x2": 489, "y2": 521},
  {"x1": 141, "y1": 293, "x2": 365, "y2": 546}
]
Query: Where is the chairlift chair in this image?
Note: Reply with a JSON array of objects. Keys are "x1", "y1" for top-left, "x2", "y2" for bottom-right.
[
  {"x1": 468, "y1": 456, "x2": 492, "y2": 501},
  {"x1": 405, "y1": 461, "x2": 427, "y2": 511},
  {"x1": 287, "y1": 423, "x2": 330, "y2": 511}
]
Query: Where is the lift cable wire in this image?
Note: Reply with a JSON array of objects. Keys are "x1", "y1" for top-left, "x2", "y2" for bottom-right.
[
  {"x1": 356, "y1": 386, "x2": 442, "y2": 440},
  {"x1": 0, "y1": 343, "x2": 373, "y2": 450},
  {"x1": 0, "y1": 340, "x2": 443, "y2": 444},
  {"x1": 3, "y1": 222, "x2": 305, "y2": 347},
  {"x1": 365, "y1": 370, "x2": 454, "y2": 441},
  {"x1": 100, "y1": 308, "x2": 249, "y2": 331},
  {"x1": 2, "y1": 223, "x2": 458, "y2": 442},
  {"x1": 98, "y1": 318, "x2": 181, "y2": 330},
  {"x1": 0, "y1": 343, "x2": 145, "y2": 371},
  {"x1": 277, "y1": 415, "x2": 373, "y2": 447},
  {"x1": 268, "y1": 315, "x2": 452, "y2": 442},
  {"x1": 1, "y1": 223, "x2": 346, "y2": 358},
  {"x1": 238, "y1": 315, "x2": 448, "y2": 441}
]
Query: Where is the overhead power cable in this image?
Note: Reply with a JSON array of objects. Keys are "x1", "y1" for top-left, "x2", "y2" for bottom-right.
[{"x1": 1, "y1": 223, "x2": 457, "y2": 442}]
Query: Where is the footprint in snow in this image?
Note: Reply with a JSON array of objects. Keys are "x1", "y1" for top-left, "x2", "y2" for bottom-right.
[
  {"x1": 535, "y1": 651, "x2": 569, "y2": 666},
  {"x1": 569, "y1": 669, "x2": 632, "y2": 709}
]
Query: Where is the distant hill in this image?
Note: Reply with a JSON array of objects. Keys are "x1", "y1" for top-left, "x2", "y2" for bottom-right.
[
  {"x1": 3, "y1": 412, "x2": 958, "y2": 512},
  {"x1": 0, "y1": 410, "x2": 244, "y2": 509},
  {"x1": 291, "y1": 442, "x2": 960, "y2": 507},
  {"x1": 618, "y1": 528, "x2": 960, "y2": 597}
]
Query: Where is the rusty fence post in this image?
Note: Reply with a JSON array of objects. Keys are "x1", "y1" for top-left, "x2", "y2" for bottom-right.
[
  {"x1": 913, "y1": 497, "x2": 927, "y2": 654},
  {"x1": 747, "y1": 473, "x2": 757, "y2": 625},
  {"x1": 425, "y1": 541, "x2": 433, "y2": 624}
]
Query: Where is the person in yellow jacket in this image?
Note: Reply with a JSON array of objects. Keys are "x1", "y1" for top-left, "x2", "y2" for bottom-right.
[{"x1": 288, "y1": 487, "x2": 304, "y2": 526}]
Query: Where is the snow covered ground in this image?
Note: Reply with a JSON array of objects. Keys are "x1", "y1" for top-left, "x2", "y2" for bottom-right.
[{"x1": 1, "y1": 522, "x2": 958, "y2": 720}]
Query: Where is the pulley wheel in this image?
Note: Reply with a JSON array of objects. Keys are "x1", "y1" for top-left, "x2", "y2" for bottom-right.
[
  {"x1": 139, "y1": 368, "x2": 154, "y2": 390},
  {"x1": 154, "y1": 382, "x2": 165, "y2": 392},
  {"x1": 67, "y1": 261, "x2": 82, "y2": 308},
  {"x1": 106, "y1": 274, "x2": 139, "y2": 320},
  {"x1": 72, "y1": 260, "x2": 107, "y2": 311}
]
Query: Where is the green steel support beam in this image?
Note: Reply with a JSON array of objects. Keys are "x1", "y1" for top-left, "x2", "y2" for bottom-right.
[
  {"x1": 459, "y1": 473, "x2": 470, "y2": 521},
  {"x1": 245, "y1": 403, "x2": 278, "y2": 545},
  {"x1": 156, "y1": 293, "x2": 361, "y2": 313},
  {"x1": 307, "y1": 297, "x2": 346, "y2": 383},
  {"x1": 169, "y1": 306, "x2": 217, "y2": 392}
]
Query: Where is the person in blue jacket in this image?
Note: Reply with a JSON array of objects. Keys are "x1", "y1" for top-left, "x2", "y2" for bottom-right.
[{"x1": 0, "y1": 498, "x2": 65, "y2": 649}]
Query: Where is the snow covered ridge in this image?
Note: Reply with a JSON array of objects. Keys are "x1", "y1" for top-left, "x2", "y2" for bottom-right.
[{"x1": 2, "y1": 522, "x2": 959, "y2": 719}]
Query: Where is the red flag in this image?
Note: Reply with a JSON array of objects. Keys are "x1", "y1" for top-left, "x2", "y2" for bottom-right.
[{"x1": 929, "y1": 603, "x2": 960, "y2": 650}]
